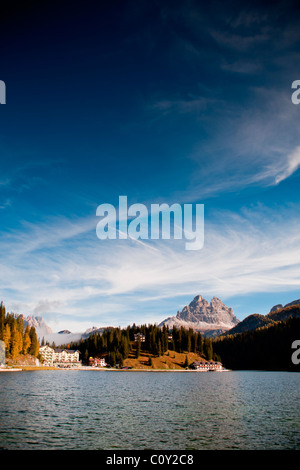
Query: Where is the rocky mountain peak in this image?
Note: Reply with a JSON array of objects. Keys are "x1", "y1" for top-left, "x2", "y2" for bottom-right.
[
  {"x1": 159, "y1": 294, "x2": 239, "y2": 337},
  {"x1": 22, "y1": 315, "x2": 53, "y2": 340}
]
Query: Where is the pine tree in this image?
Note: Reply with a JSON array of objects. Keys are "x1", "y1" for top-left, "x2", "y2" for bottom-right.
[
  {"x1": 109, "y1": 351, "x2": 116, "y2": 367},
  {"x1": 197, "y1": 332, "x2": 203, "y2": 355},
  {"x1": 136, "y1": 337, "x2": 141, "y2": 358},
  {"x1": 162, "y1": 324, "x2": 168, "y2": 353},
  {"x1": 0, "y1": 302, "x2": 5, "y2": 341},
  {"x1": 83, "y1": 348, "x2": 89, "y2": 362},
  {"x1": 29, "y1": 326, "x2": 39, "y2": 357},
  {"x1": 184, "y1": 355, "x2": 189, "y2": 368},
  {"x1": 158, "y1": 339, "x2": 162, "y2": 357},
  {"x1": 204, "y1": 337, "x2": 213, "y2": 360},
  {"x1": 178, "y1": 328, "x2": 183, "y2": 353},
  {"x1": 187, "y1": 335, "x2": 191, "y2": 353}
]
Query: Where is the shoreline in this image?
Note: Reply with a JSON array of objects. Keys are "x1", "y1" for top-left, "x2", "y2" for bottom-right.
[
  {"x1": 1, "y1": 366, "x2": 231, "y2": 372},
  {"x1": 1, "y1": 366, "x2": 296, "y2": 373}
]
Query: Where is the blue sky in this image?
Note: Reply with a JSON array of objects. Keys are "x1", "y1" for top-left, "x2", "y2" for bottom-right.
[{"x1": 0, "y1": 0, "x2": 300, "y2": 332}]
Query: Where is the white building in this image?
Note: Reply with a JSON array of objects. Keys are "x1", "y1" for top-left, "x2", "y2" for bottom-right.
[
  {"x1": 40, "y1": 345, "x2": 81, "y2": 367},
  {"x1": 134, "y1": 333, "x2": 145, "y2": 342},
  {"x1": 191, "y1": 361, "x2": 224, "y2": 371},
  {"x1": 39, "y1": 345, "x2": 55, "y2": 366},
  {"x1": 88, "y1": 357, "x2": 107, "y2": 367}
]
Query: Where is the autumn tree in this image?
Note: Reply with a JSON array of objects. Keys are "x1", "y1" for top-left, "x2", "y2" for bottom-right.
[
  {"x1": 0, "y1": 302, "x2": 40, "y2": 359},
  {"x1": 11, "y1": 323, "x2": 23, "y2": 359},
  {"x1": 23, "y1": 325, "x2": 31, "y2": 354},
  {"x1": 29, "y1": 326, "x2": 39, "y2": 357},
  {"x1": 2, "y1": 323, "x2": 11, "y2": 351}
]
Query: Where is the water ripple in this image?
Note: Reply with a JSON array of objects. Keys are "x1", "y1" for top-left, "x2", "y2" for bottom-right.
[{"x1": 0, "y1": 370, "x2": 299, "y2": 449}]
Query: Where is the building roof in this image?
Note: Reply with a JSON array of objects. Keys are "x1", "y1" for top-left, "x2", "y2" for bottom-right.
[{"x1": 54, "y1": 348, "x2": 79, "y2": 353}]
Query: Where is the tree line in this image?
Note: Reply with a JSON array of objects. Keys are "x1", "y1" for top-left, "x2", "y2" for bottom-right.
[
  {"x1": 66, "y1": 323, "x2": 217, "y2": 367},
  {"x1": 0, "y1": 302, "x2": 39, "y2": 359},
  {"x1": 213, "y1": 316, "x2": 300, "y2": 371}
]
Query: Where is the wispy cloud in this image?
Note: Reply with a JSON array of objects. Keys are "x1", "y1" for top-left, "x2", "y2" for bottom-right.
[
  {"x1": 1, "y1": 0, "x2": 300, "y2": 333},
  {"x1": 0, "y1": 203, "x2": 299, "y2": 330},
  {"x1": 274, "y1": 146, "x2": 300, "y2": 184},
  {"x1": 160, "y1": 88, "x2": 300, "y2": 200},
  {"x1": 143, "y1": 2, "x2": 300, "y2": 201}
]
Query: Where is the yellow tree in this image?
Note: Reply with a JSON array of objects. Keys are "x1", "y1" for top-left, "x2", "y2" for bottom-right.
[
  {"x1": 11, "y1": 324, "x2": 23, "y2": 359},
  {"x1": 2, "y1": 323, "x2": 11, "y2": 352},
  {"x1": 23, "y1": 325, "x2": 31, "y2": 354},
  {"x1": 29, "y1": 327, "x2": 39, "y2": 357}
]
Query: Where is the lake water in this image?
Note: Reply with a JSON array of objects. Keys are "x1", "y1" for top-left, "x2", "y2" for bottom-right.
[{"x1": 0, "y1": 370, "x2": 299, "y2": 450}]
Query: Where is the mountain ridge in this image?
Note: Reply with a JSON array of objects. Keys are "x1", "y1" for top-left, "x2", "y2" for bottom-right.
[
  {"x1": 222, "y1": 301, "x2": 300, "y2": 336},
  {"x1": 23, "y1": 295, "x2": 300, "y2": 344},
  {"x1": 159, "y1": 294, "x2": 239, "y2": 337}
]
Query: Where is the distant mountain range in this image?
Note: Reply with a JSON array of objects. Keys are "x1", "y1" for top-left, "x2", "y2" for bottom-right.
[
  {"x1": 223, "y1": 299, "x2": 300, "y2": 336},
  {"x1": 22, "y1": 316, "x2": 112, "y2": 345},
  {"x1": 159, "y1": 295, "x2": 240, "y2": 337},
  {"x1": 23, "y1": 294, "x2": 300, "y2": 345}
]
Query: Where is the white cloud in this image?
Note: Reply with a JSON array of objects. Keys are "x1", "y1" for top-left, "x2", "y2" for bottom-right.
[
  {"x1": 0, "y1": 204, "x2": 299, "y2": 330},
  {"x1": 274, "y1": 146, "x2": 300, "y2": 184}
]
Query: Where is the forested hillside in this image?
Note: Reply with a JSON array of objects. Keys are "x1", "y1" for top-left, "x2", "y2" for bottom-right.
[
  {"x1": 67, "y1": 323, "x2": 217, "y2": 367},
  {"x1": 213, "y1": 316, "x2": 300, "y2": 371}
]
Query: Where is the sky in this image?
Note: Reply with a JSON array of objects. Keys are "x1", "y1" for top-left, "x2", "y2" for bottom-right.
[{"x1": 0, "y1": 0, "x2": 300, "y2": 333}]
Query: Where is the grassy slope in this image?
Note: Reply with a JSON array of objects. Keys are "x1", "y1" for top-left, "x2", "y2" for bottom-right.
[{"x1": 122, "y1": 348, "x2": 205, "y2": 370}]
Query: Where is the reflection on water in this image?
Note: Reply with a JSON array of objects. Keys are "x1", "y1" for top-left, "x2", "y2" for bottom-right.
[{"x1": 0, "y1": 370, "x2": 299, "y2": 449}]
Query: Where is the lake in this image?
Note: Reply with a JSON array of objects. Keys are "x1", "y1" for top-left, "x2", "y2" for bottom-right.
[{"x1": 0, "y1": 370, "x2": 299, "y2": 450}]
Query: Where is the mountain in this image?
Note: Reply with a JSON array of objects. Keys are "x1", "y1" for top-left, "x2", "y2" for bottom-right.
[
  {"x1": 222, "y1": 313, "x2": 275, "y2": 336},
  {"x1": 267, "y1": 302, "x2": 300, "y2": 322},
  {"x1": 22, "y1": 315, "x2": 53, "y2": 339},
  {"x1": 223, "y1": 299, "x2": 300, "y2": 336},
  {"x1": 22, "y1": 315, "x2": 110, "y2": 345},
  {"x1": 159, "y1": 295, "x2": 239, "y2": 337},
  {"x1": 269, "y1": 299, "x2": 300, "y2": 313}
]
